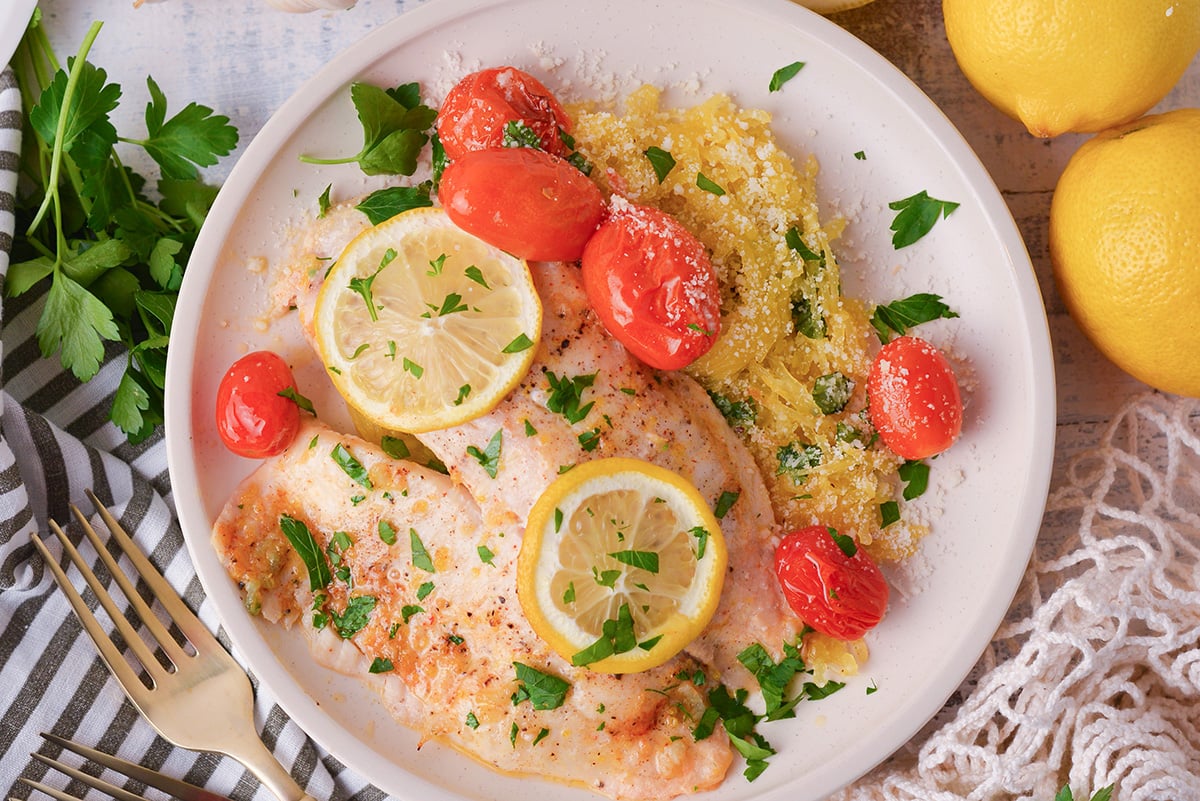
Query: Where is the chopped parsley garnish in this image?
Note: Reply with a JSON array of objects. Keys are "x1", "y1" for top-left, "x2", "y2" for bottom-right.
[
  {"x1": 899, "y1": 459, "x2": 930, "y2": 500},
  {"x1": 299, "y1": 81, "x2": 435, "y2": 176},
  {"x1": 465, "y1": 712, "x2": 480, "y2": 729},
  {"x1": 545, "y1": 371, "x2": 596, "y2": 424},
  {"x1": 511, "y1": 662, "x2": 571, "y2": 710},
  {"x1": 880, "y1": 500, "x2": 901, "y2": 527},
  {"x1": 378, "y1": 520, "x2": 397, "y2": 545},
  {"x1": 854, "y1": 150, "x2": 867, "y2": 160},
  {"x1": 608, "y1": 549, "x2": 659, "y2": 573},
  {"x1": 532, "y1": 728, "x2": 550, "y2": 746},
  {"x1": 768, "y1": 61, "x2": 806, "y2": 92},
  {"x1": 866, "y1": 680, "x2": 878, "y2": 695},
  {"x1": 454, "y1": 384, "x2": 472, "y2": 406},
  {"x1": 464, "y1": 265, "x2": 490, "y2": 288},
  {"x1": 592, "y1": 566, "x2": 620, "y2": 588},
  {"x1": 331, "y1": 595, "x2": 377, "y2": 638},
  {"x1": 791, "y1": 295, "x2": 827, "y2": 339},
  {"x1": 428, "y1": 291, "x2": 468, "y2": 316},
  {"x1": 426, "y1": 252, "x2": 447, "y2": 276},
  {"x1": 572, "y1": 603, "x2": 637, "y2": 666},
  {"x1": 502, "y1": 119, "x2": 542, "y2": 149},
  {"x1": 870, "y1": 293, "x2": 959, "y2": 343},
  {"x1": 888, "y1": 190, "x2": 960, "y2": 249},
  {"x1": 410, "y1": 528, "x2": 436, "y2": 573},
  {"x1": 827, "y1": 527, "x2": 857, "y2": 557},
  {"x1": 689, "y1": 526, "x2": 711, "y2": 560},
  {"x1": 776, "y1": 442, "x2": 822, "y2": 481},
  {"x1": 523, "y1": 418, "x2": 538, "y2": 437},
  {"x1": 644, "y1": 146, "x2": 676, "y2": 183},
  {"x1": 416, "y1": 581, "x2": 434, "y2": 600},
  {"x1": 380, "y1": 435, "x2": 410, "y2": 459},
  {"x1": 401, "y1": 604, "x2": 424, "y2": 623},
  {"x1": 708, "y1": 391, "x2": 757, "y2": 426},
  {"x1": 509, "y1": 722, "x2": 519, "y2": 747},
  {"x1": 696, "y1": 172, "x2": 726, "y2": 196},
  {"x1": 713, "y1": 491, "x2": 740, "y2": 519},
  {"x1": 477, "y1": 545, "x2": 496, "y2": 566},
  {"x1": 277, "y1": 386, "x2": 316, "y2": 415},
  {"x1": 402, "y1": 357, "x2": 424, "y2": 378},
  {"x1": 502, "y1": 333, "x2": 535, "y2": 353},
  {"x1": 466, "y1": 429, "x2": 503, "y2": 478},
  {"x1": 562, "y1": 582, "x2": 576, "y2": 604},
  {"x1": 314, "y1": 185, "x2": 332, "y2": 218},
  {"x1": 331, "y1": 443, "x2": 373, "y2": 488},
  {"x1": 279, "y1": 515, "x2": 331, "y2": 591},
  {"x1": 369, "y1": 657, "x2": 393, "y2": 674},
  {"x1": 354, "y1": 182, "x2": 433, "y2": 225},
  {"x1": 578, "y1": 428, "x2": 602, "y2": 452},
  {"x1": 812, "y1": 372, "x2": 854, "y2": 414},
  {"x1": 785, "y1": 226, "x2": 823, "y2": 265}
]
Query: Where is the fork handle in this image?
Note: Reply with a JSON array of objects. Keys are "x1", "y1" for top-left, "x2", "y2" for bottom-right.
[{"x1": 223, "y1": 729, "x2": 319, "y2": 801}]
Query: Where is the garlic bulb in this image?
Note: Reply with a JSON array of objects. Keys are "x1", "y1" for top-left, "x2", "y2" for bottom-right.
[{"x1": 265, "y1": 0, "x2": 356, "y2": 11}]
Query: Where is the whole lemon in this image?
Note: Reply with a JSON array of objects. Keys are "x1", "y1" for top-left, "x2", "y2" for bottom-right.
[
  {"x1": 1049, "y1": 108, "x2": 1200, "y2": 397},
  {"x1": 943, "y1": 0, "x2": 1200, "y2": 137}
]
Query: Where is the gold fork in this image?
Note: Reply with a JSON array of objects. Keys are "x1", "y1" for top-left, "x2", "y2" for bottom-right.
[
  {"x1": 30, "y1": 491, "x2": 316, "y2": 801},
  {"x1": 18, "y1": 732, "x2": 230, "y2": 801}
]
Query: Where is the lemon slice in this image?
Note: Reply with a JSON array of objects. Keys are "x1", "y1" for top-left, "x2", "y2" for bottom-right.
[
  {"x1": 313, "y1": 207, "x2": 542, "y2": 433},
  {"x1": 517, "y1": 458, "x2": 727, "y2": 673}
]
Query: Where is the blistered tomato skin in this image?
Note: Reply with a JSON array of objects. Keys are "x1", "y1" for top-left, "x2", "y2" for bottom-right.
[
  {"x1": 436, "y1": 66, "x2": 572, "y2": 160},
  {"x1": 216, "y1": 351, "x2": 301, "y2": 459},
  {"x1": 438, "y1": 147, "x2": 604, "y2": 262},
  {"x1": 867, "y1": 335, "x2": 963, "y2": 460},
  {"x1": 774, "y1": 525, "x2": 889, "y2": 641},
  {"x1": 580, "y1": 200, "x2": 722, "y2": 371}
]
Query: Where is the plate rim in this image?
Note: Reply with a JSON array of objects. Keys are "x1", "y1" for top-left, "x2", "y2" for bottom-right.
[{"x1": 165, "y1": 0, "x2": 1057, "y2": 797}]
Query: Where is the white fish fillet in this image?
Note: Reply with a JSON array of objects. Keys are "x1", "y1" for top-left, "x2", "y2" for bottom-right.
[{"x1": 214, "y1": 420, "x2": 732, "y2": 799}]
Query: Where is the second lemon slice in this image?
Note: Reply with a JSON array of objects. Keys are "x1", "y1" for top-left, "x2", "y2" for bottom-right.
[
  {"x1": 313, "y1": 207, "x2": 542, "y2": 433},
  {"x1": 517, "y1": 458, "x2": 727, "y2": 673}
]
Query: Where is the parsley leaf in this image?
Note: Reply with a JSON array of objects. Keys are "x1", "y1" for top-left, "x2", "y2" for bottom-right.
[
  {"x1": 812, "y1": 372, "x2": 854, "y2": 415},
  {"x1": 279, "y1": 515, "x2": 332, "y2": 591},
  {"x1": 331, "y1": 595, "x2": 377, "y2": 638},
  {"x1": 354, "y1": 182, "x2": 433, "y2": 225},
  {"x1": 512, "y1": 662, "x2": 571, "y2": 710},
  {"x1": 644, "y1": 146, "x2": 676, "y2": 183},
  {"x1": 545, "y1": 371, "x2": 596, "y2": 424},
  {"x1": 331, "y1": 443, "x2": 373, "y2": 488},
  {"x1": 608, "y1": 549, "x2": 660, "y2": 573},
  {"x1": 769, "y1": 61, "x2": 806, "y2": 92},
  {"x1": 696, "y1": 172, "x2": 726, "y2": 196},
  {"x1": 300, "y1": 82, "x2": 436, "y2": 176},
  {"x1": 870, "y1": 293, "x2": 959, "y2": 343},
  {"x1": 887, "y1": 190, "x2": 960, "y2": 249},
  {"x1": 409, "y1": 528, "x2": 436, "y2": 573},
  {"x1": 466, "y1": 430, "x2": 503, "y2": 478},
  {"x1": 137, "y1": 76, "x2": 238, "y2": 180},
  {"x1": 899, "y1": 459, "x2": 930, "y2": 500}
]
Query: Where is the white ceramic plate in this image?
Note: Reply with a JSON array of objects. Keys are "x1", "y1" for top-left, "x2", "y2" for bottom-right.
[{"x1": 165, "y1": 0, "x2": 1055, "y2": 798}]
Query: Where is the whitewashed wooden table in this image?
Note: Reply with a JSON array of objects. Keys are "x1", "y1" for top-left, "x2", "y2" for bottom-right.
[{"x1": 22, "y1": 0, "x2": 1200, "y2": 794}]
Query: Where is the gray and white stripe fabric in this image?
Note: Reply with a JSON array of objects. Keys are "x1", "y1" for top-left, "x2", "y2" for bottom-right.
[{"x1": 0, "y1": 66, "x2": 384, "y2": 801}]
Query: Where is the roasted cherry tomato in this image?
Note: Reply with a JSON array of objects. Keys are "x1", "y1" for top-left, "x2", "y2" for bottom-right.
[
  {"x1": 216, "y1": 351, "x2": 301, "y2": 459},
  {"x1": 438, "y1": 147, "x2": 604, "y2": 261},
  {"x1": 867, "y1": 335, "x2": 963, "y2": 460},
  {"x1": 774, "y1": 525, "x2": 889, "y2": 641},
  {"x1": 437, "y1": 66, "x2": 572, "y2": 160},
  {"x1": 580, "y1": 200, "x2": 721, "y2": 370}
]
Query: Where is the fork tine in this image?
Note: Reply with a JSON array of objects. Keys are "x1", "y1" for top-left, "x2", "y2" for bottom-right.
[
  {"x1": 84, "y1": 491, "x2": 219, "y2": 654},
  {"x1": 29, "y1": 533, "x2": 151, "y2": 708},
  {"x1": 38, "y1": 734, "x2": 231, "y2": 801},
  {"x1": 43, "y1": 519, "x2": 165, "y2": 679},
  {"x1": 71, "y1": 498, "x2": 191, "y2": 668},
  {"x1": 24, "y1": 756, "x2": 148, "y2": 801}
]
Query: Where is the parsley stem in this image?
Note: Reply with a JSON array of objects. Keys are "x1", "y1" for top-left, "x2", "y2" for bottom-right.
[
  {"x1": 25, "y1": 20, "x2": 104, "y2": 246},
  {"x1": 297, "y1": 154, "x2": 358, "y2": 166}
]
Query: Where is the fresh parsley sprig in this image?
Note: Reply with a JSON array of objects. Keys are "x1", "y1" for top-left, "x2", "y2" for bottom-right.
[
  {"x1": 9, "y1": 16, "x2": 238, "y2": 441},
  {"x1": 299, "y1": 82, "x2": 436, "y2": 176}
]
